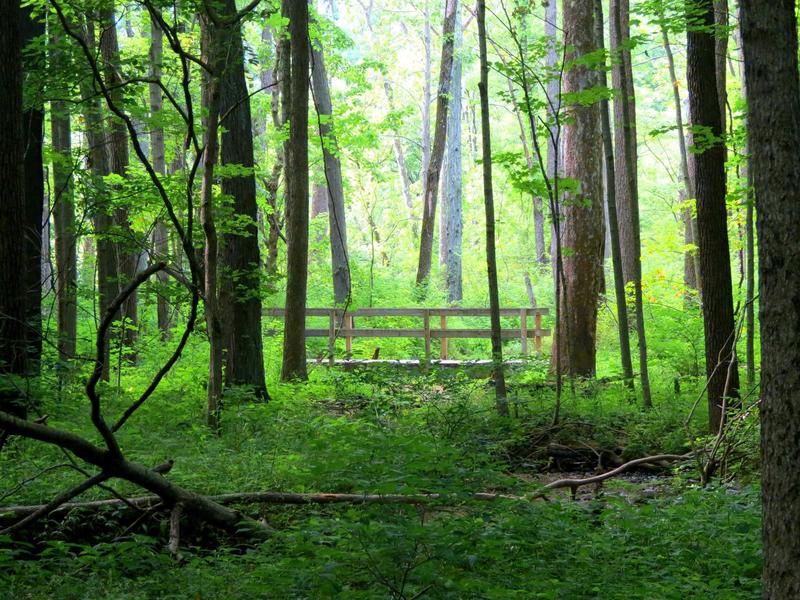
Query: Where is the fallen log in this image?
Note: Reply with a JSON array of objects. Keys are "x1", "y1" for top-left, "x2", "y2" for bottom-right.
[{"x1": 0, "y1": 491, "x2": 525, "y2": 518}]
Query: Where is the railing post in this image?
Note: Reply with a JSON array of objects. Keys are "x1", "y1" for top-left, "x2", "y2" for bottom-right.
[
  {"x1": 520, "y1": 308, "x2": 528, "y2": 357},
  {"x1": 423, "y1": 309, "x2": 431, "y2": 361},
  {"x1": 345, "y1": 313, "x2": 353, "y2": 355},
  {"x1": 328, "y1": 309, "x2": 336, "y2": 366},
  {"x1": 440, "y1": 315, "x2": 448, "y2": 360},
  {"x1": 534, "y1": 310, "x2": 542, "y2": 355}
]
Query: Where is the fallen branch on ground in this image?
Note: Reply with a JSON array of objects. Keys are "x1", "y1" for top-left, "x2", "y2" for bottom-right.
[{"x1": 538, "y1": 453, "x2": 693, "y2": 497}]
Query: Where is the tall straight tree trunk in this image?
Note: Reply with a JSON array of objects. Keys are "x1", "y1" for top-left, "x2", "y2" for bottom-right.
[
  {"x1": 660, "y1": 19, "x2": 700, "y2": 292},
  {"x1": 199, "y1": 14, "x2": 226, "y2": 429},
  {"x1": 545, "y1": 0, "x2": 559, "y2": 185},
  {"x1": 262, "y1": 26, "x2": 285, "y2": 285},
  {"x1": 310, "y1": 21, "x2": 350, "y2": 306},
  {"x1": 740, "y1": 3, "x2": 800, "y2": 595},
  {"x1": 477, "y1": 0, "x2": 507, "y2": 417},
  {"x1": 552, "y1": 0, "x2": 604, "y2": 377},
  {"x1": 100, "y1": 7, "x2": 138, "y2": 349},
  {"x1": 148, "y1": 16, "x2": 170, "y2": 337},
  {"x1": 50, "y1": 29, "x2": 77, "y2": 362},
  {"x1": 735, "y1": 7, "x2": 756, "y2": 388},
  {"x1": 415, "y1": 0, "x2": 457, "y2": 287},
  {"x1": 20, "y1": 5, "x2": 44, "y2": 375},
  {"x1": 610, "y1": 0, "x2": 638, "y2": 285},
  {"x1": 612, "y1": 1, "x2": 652, "y2": 407},
  {"x1": 281, "y1": 0, "x2": 310, "y2": 381},
  {"x1": 420, "y1": 0, "x2": 432, "y2": 179},
  {"x1": 595, "y1": 0, "x2": 634, "y2": 391},
  {"x1": 687, "y1": 0, "x2": 740, "y2": 433},
  {"x1": 442, "y1": 1, "x2": 462, "y2": 303},
  {"x1": 80, "y1": 16, "x2": 115, "y2": 381},
  {"x1": 218, "y1": 0, "x2": 268, "y2": 399},
  {"x1": 0, "y1": 0, "x2": 28, "y2": 377}
]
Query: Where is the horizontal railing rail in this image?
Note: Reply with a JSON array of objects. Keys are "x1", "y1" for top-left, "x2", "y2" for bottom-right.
[{"x1": 265, "y1": 307, "x2": 551, "y2": 364}]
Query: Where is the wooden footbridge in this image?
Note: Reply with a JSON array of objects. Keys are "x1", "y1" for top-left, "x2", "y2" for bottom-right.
[{"x1": 265, "y1": 307, "x2": 550, "y2": 366}]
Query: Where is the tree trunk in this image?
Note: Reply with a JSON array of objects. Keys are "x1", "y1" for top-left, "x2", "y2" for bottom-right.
[
  {"x1": 477, "y1": 0, "x2": 507, "y2": 417},
  {"x1": 442, "y1": 2, "x2": 463, "y2": 303},
  {"x1": 50, "y1": 28, "x2": 78, "y2": 362},
  {"x1": 281, "y1": 0, "x2": 310, "y2": 381},
  {"x1": 595, "y1": 0, "x2": 634, "y2": 391},
  {"x1": 687, "y1": 0, "x2": 740, "y2": 432},
  {"x1": 611, "y1": 0, "x2": 652, "y2": 407},
  {"x1": 552, "y1": 0, "x2": 604, "y2": 377},
  {"x1": 199, "y1": 15, "x2": 225, "y2": 429},
  {"x1": 610, "y1": 0, "x2": 637, "y2": 285},
  {"x1": 310, "y1": 25, "x2": 350, "y2": 306},
  {"x1": 148, "y1": 16, "x2": 170, "y2": 338},
  {"x1": 218, "y1": 0, "x2": 268, "y2": 399},
  {"x1": 660, "y1": 20, "x2": 699, "y2": 292},
  {"x1": 740, "y1": 2, "x2": 800, "y2": 595},
  {"x1": 79, "y1": 16, "x2": 115, "y2": 381},
  {"x1": 545, "y1": 0, "x2": 559, "y2": 186},
  {"x1": 714, "y1": 0, "x2": 728, "y2": 160},
  {"x1": 0, "y1": 0, "x2": 28, "y2": 377},
  {"x1": 20, "y1": 5, "x2": 44, "y2": 375},
  {"x1": 420, "y1": 0, "x2": 432, "y2": 179},
  {"x1": 415, "y1": 0, "x2": 457, "y2": 287},
  {"x1": 100, "y1": 7, "x2": 138, "y2": 350}
]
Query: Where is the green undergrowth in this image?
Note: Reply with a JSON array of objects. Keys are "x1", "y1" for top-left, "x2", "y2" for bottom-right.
[{"x1": 1, "y1": 356, "x2": 761, "y2": 598}]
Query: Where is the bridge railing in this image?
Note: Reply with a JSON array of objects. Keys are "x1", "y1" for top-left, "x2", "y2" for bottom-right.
[{"x1": 264, "y1": 307, "x2": 550, "y2": 364}]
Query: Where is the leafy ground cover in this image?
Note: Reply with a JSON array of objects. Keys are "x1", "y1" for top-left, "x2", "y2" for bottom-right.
[{"x1": 0, "y1": 356, "x2": 761, "y2": 599}]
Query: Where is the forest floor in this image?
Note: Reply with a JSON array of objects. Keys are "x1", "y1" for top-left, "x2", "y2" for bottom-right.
[{"x1": 0, "y1": 360, "x2": 761, "y2": 599}]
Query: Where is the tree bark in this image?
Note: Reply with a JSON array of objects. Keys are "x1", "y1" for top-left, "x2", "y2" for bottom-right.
[
  {"x1": 148, "y1": 16, "x2": 170, "y2": 338},
  {"x1": 20, "y1": 5, "x2": 45, "y2": 374},
  {"x1": 610, "y1": 0, "x2": 637, "y2": 285},
  {"x1": 218, "y1": 0, "x2": 268, "y2": 399},
  {"x1": 442, "y1": 2, "x2": 463, "y2": 303},
  {"x1": 611, "y1": 0, "x2": 652, "y2": 407},
  {"x1": 100, "y1": 7, "x2": 138, "y2": 350},
  {"x1": 281, "y1": 0, "x2": 311, "y2": 381},
  {"x1": 50, "y1": 27, "x2": 78, "y2": 362},
  {"x1": 477, "y1": 0, "x2": 507, "y2": 417},
  {"x1": 595, "y1": 0, "x2": 634, "y2": 391},
  {"x1": 0, "y1": 0, "x2": 28, "y2": 377},
  {"x1": 420, "y1": 0, "x2": 432, "y2": 179},
  {"x1": 687, "y1": 0, "x2": 739, "y2": 432},
  {"x1": 79, "y1": 16, "x2": 115, "y2": 381},
  {"x1": 740, "y1": 2, "x2": 800, "y2": 595},
  {"x1": 310, "y1": 23, "x2": 350, "y2": 306},
  {"x1": 552, "y1": 0, "x2": 604, "y2": 377},
  {"x1": 415, "y1": 0, "x2": 457, "y2": 287}
]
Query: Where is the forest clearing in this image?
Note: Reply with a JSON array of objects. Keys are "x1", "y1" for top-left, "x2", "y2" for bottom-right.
[{"x1": 0, "y1": 0, "x2": 796, "y2": 598}]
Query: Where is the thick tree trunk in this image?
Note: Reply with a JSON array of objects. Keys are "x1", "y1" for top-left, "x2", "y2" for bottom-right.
[
  {"x1": 415, "y1": 0, "x2": 457, "y2": 287},
  {"x1": 477, "y1": 0, "x2": 507, "y2": 417},
  {"x1": 310, "y1": 28, "x2": 350, "y2": 306},
  {"x1": 148, "y1": 17, "x2": 170, "y2": 338},
  {"x1": 687, "y1": 0, "x2": 740, "y2": 432},
  {"x1": 20, "y1": 6, "x2": 44, "y2": 375},
  {"x1": 442, "y1": 3, "x2": 463, "y2": 303},
  {"x1": 551, "y1": 0, "x2": 604, "y2": 377},
  {"x1": 611, "y1": 1, "x2": 652, "y2": 407},
  {"x1": 595, "y1": 0, "x2": 634, "y2": 391},
  {"x1": 610, "y1": 0, "x2": 638, "y2": 285},
  {"x1": 100, "y1": 7, "x2": 138, "y2": 350},
  {"x1": 50, "y1": 29, "x2": 78, "y2": 362},
  {"x1": 218, "y1": 0, "x2": 267, "y2": 399},
  {"x1": 740, "y1": 2, "x2": 800, "y2": 595},
  {"x1": 281, "y1": 0, "x2": 310, "y2": 381},
  {"x1": 199, "y1": 17, "x2": 225, "y2": 429},
  {"x1": 0, "y1": 0, "x2": 28, "y2": 377}
]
